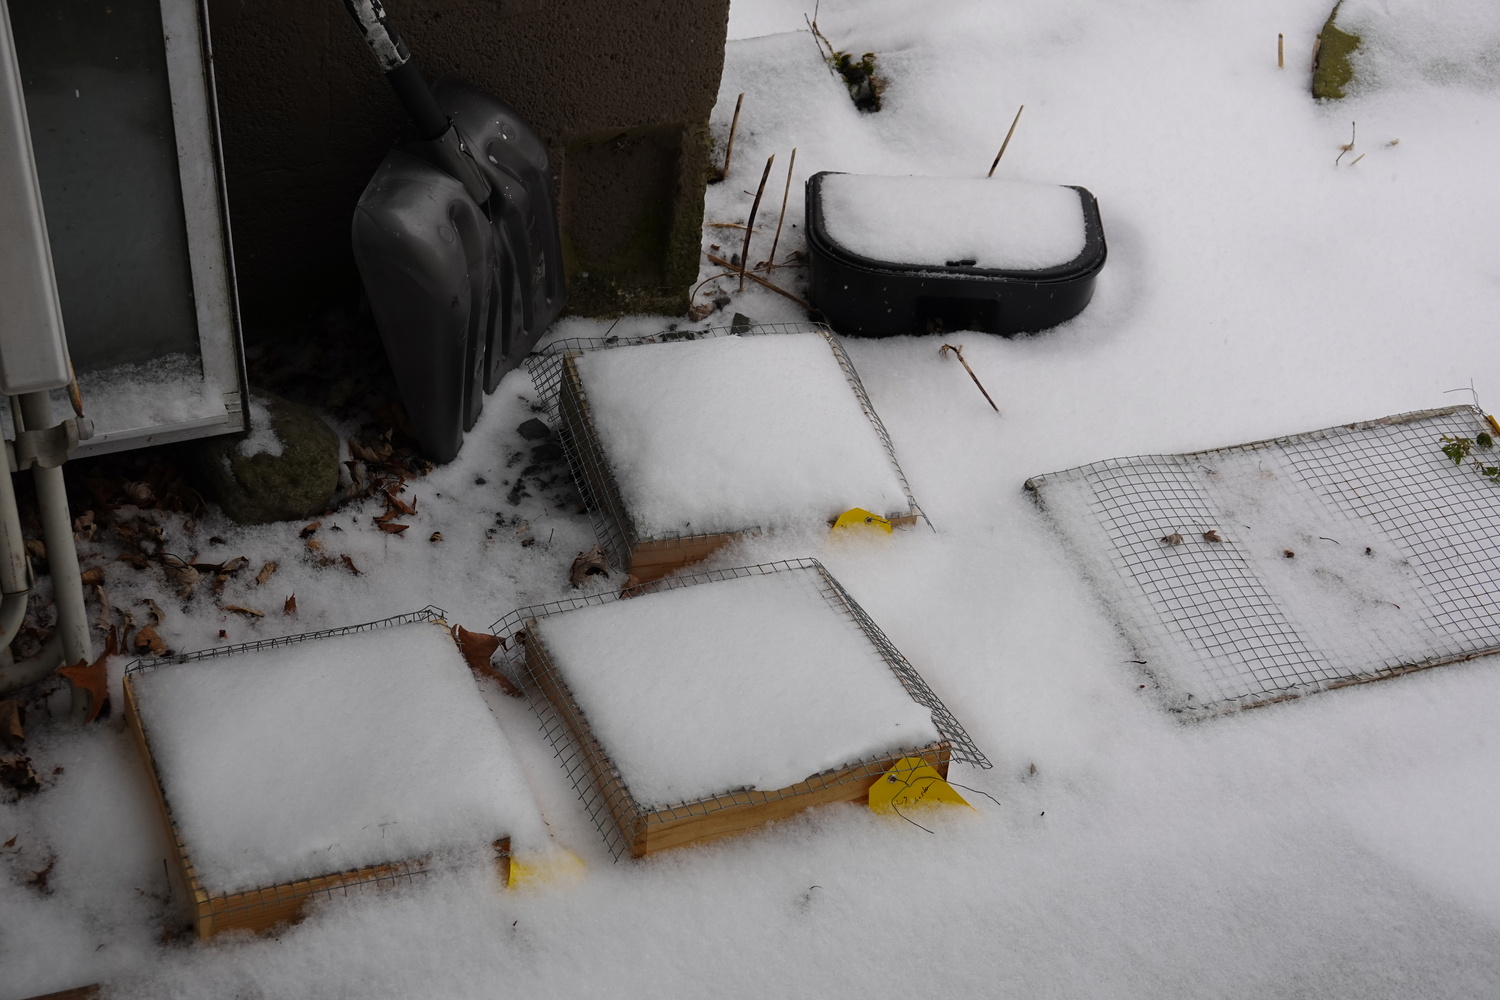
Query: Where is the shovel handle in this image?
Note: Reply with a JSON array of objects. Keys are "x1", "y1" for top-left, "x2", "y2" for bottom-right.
[{"x1": 342, "y1": 0, "x2": 448, "y2": 140}]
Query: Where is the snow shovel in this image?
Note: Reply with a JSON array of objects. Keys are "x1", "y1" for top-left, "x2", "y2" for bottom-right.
[{"x1": 345, "y1": 0, "x2": 565, "y2": 463}]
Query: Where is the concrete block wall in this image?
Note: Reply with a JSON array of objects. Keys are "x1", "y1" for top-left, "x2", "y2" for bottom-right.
[{"x1": 205, "y1": 0, "x2": 730, "y2": 334}]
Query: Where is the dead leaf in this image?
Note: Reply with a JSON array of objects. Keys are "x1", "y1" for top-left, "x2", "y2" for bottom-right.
[
  {"x1": 305, "y1": 538, "x2": 324, "y2": 552},
  {"x1": 93, "y1": 585, "x2": 111, "y2": 631},
  {"x1": 24, "y1": 539, "x2": 44, "y2": 561},
  {"x1": 220, "y1": 556, "x2": 249, "y2": 575},
  {"x1": 385, "y1": 490, "x2": 417, "y2": 516},
  {"x1": 1161, "y1": 533, "x2": 1183, "y2": 546},
  {"x1": 687, "y1": 302, "x2": 714, "y2": 322},
  {"x1": 429, "y1": 532, "x2": 443, "y2": 543},
  {"x1": 0, "y1": 700, "x2": 24, "y2": 747},
  {"x1": 26, "y1": 855, "x2": 55, "y2": 894},
  {"x1": 58, "y1": 647, "x2": 111, "y2": 723},
  {"x1": 1203, "y1": 530, "x2": 1224, "y2": 543},
  {"x1": 340, "y1": 554, "x2": 361, "y2": 576},
  {"x1": 569, "y1": 545, "x2": 610, "y2": 588},
  {"x1": 255, "y1": 561, "x2": 278, "y2": 586},
  {"x1": 222, "y1": 605, "x2": 264, "y2": 619},
  {"x1": 124, "y1": 481, "x2": 154, "y2": 503},
  {"x1": 452, "y1": 625, "x2": 521, "y2": 697},
  {"x1": 0, "y1": 756, "x2": 40, "y2": 796},
  {"x1": 299, "y1": 522, "x2": 321, "y2": 538},
  {"x1": 3, "y1": 834, "x2": 15, "y2": 848},
  {"x1": 73, "y1": 510, "x2": 96, "y2": 541},
  {"x1": 377, "y1": 522, "x2": 409, "y2": 535},
  {"x1": 283, "y1": 594, "x2": 297, "y2": 617},
  {"x1": 134, "y1": 625, "x2": 167, "y2": 655},
  {"x1": 80, "y1": 566, "x2": 104, "y2": 587},
  {"x1": 165, "y1": 562, "x2": 200, "y2": 598},
  {"x1": 115, "y1": 552, "x2": 150, "y2": 570}
]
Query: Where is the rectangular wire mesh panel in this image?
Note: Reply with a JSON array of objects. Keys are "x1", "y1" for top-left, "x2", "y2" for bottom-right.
[
  {"x1": 526, "y1": 322, "x2": 926, "y2": 579},
  {"x1": 1026, "y1": 406, "x2": 1500, "y2": 715},
  {"x1": 122, "y1": 608, "x2": 518, "y2": 937},
  {"x1": 492, "y1": 558, "x2": 988, "y2": 859}
]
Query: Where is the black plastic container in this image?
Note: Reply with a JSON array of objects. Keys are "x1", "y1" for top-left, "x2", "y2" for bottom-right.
[{"x1": 805, "y1": 171, "x2": 1106, "y2": 337}]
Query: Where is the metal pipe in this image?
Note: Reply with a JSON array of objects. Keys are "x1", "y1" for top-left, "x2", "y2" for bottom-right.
[
  {"x1": 0, "y1": 437, "x2": 30, "y2": 648},
  {"x1": 0, "y1": 631, "x2": 62, "y2": 695},
  {"x1": 19, "y1": 392, "x2": 91, "y2": 717}
]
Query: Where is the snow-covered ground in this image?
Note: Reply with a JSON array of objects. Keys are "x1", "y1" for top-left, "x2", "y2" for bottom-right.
[{"x1": 6, "y1": 0, "x2": 1500, "y2": 995}]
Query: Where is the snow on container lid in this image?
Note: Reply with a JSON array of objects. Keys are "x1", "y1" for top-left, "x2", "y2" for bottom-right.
[
  {"x1": 816, "y1": 173, "x2": 1087, "y2": 271},
  {"x1": 127, "y1": 611, "x2": 550, "y2": 896}
]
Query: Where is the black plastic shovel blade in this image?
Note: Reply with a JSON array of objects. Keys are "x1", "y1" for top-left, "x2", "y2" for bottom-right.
[
  {"x1": 353, "y1": 149, "x2": 498, "y2": 464},
  {"x1": 432, "y1": 79, "x2": 566, "y2": 390}
]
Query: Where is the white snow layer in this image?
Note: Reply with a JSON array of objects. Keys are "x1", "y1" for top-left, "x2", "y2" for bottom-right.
[
  {"x1": 818, "y1": 174, "x2": 1087, "y2": 270},
  {"x1": 531, "y1": 568, "x2": 940, "y2": 807},
  {"x1": 74, "y1": 352, "x2": 225, "y2": 434},
  {"x1": 235, "y1": 395, "x2": 285, "y2": 458},
  {"x1": 574, "y1": 333, "x2": 911, "y2": 536},
  {"x1": 10, "y1": 0, "x2": 1500, "y2": 996},
  {"x1": 129, "y1": 622, "x2": 549, "y2": 894},
  {"x1": 1338, "y1": 0, "x2": 1500, "y2": 92}
]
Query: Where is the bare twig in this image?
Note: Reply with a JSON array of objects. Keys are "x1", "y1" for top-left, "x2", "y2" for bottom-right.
[
  {"x1": 1335, "y1": 120, "x2": 1356, "y2": 165},
  {"x1": 767, "y1": 147, "x2": 797, "y2": 270},
  {"x1": 706, "y1": 252, "x2": 816, "y2": 311},
  {"x1": 740, "y1": 154, "x2": 776, "y2": 292},
  {"x1": 805, "y1": 4, "x2": 836, "y2": 67},
  {"x1": 987, "y1": 105, "x2": 1025, "y2": 177},
  {"x1": 939, "y1": 343, "x2": 999, "y2": 413},
  {"x1": 716, "y1": 92, "x2": 744, "y2": 182},
  {"x1": 1278, "y1": 33, "x2": 1284, "y2": 69}
]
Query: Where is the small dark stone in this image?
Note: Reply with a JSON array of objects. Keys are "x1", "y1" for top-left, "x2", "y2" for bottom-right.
[
  {"x1": 475, "y1": 477, "x2": 487, "y2": 486},
  {"x1": 517, "y1": 418, "x2": 552, "y2": 441},
  {"x1": 530, "y1": 442, "x2": 564, "y2": 464},
  {"x1": 712, "y1": 294, "x2": 732, "y2": 308},
  {"x1": 187, "y1": 389, "x2": 339, "y2": 525}
]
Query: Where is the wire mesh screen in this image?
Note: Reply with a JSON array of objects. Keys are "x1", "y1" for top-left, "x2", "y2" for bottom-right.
[
  {"x1": 492, "y1": 558, "x2": 989, "y2": 859},
  {"x1": 120, "y1": 608, "x2": 517, "y2": 936},
  {"x1": 1026, "y1": 406, "x2": 1500, "y2": 715},
  {"x1": 526, "y1": 322, "x2": 926, "y2": 575},
  {"x1": 124, "y1": 606, "x2": 447, "y2": 674}
]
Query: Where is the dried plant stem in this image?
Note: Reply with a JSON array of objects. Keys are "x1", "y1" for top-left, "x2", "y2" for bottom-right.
[
  {"x1": 1311, "y1": 33, "x2": 1322, "y2": 73},
  {"x1": 718, "y1": 92, "x2": 744, "y2": 181},
  {"x1": 740, "y1": 154, "x2": 776, "y2": 292},
  {"x1": 707, "y1": 252, "x2": 815, "y2": 310},
  {"x1": 767, "y1": 147, "x2": 797, "y2": 270},
  {"x1": 987, "y1": 105, "x2": 1025, "y2": 177},
  {"x1": 1278, "y1": 33, "x2": 1284, "y2": 68},
  {"x1": 940, "y1": 343, "x2": 999, "y2": 413},
  {"x1": 1335, "y1": 120, "x2": 1356, "y2": 165}
]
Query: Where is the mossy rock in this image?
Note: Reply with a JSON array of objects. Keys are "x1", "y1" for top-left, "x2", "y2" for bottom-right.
[
  {"x1": 1313, "y1": 2, "x2": 1361, "y2": 100},
  {"x1": 189, "y1": 390, "x2": 339, "y2": 525}
]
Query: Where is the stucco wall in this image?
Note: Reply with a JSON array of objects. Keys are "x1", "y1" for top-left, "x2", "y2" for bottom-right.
[{"x1": 205, "y1": 0, "x2": 730, "y2": 334}]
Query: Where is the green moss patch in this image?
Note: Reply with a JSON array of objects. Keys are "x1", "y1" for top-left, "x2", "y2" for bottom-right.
[{"x1": 1313, "y1": 3, "x2": 1362, "y2": 100}]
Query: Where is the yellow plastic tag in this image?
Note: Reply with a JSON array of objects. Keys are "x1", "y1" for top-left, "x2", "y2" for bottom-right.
[
  {"x1": 1487, "y1": 413, "x2": 1500, "y2": 437},
  {"x1": 868, "y1": 756, "x2": 972, "y2": 814},
  {"x1": 507, "y1": 848, "x2": 586, "y2": 889},
  {"x1": 832, "y1": 507, "x2": 893, "y2": 534}
]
